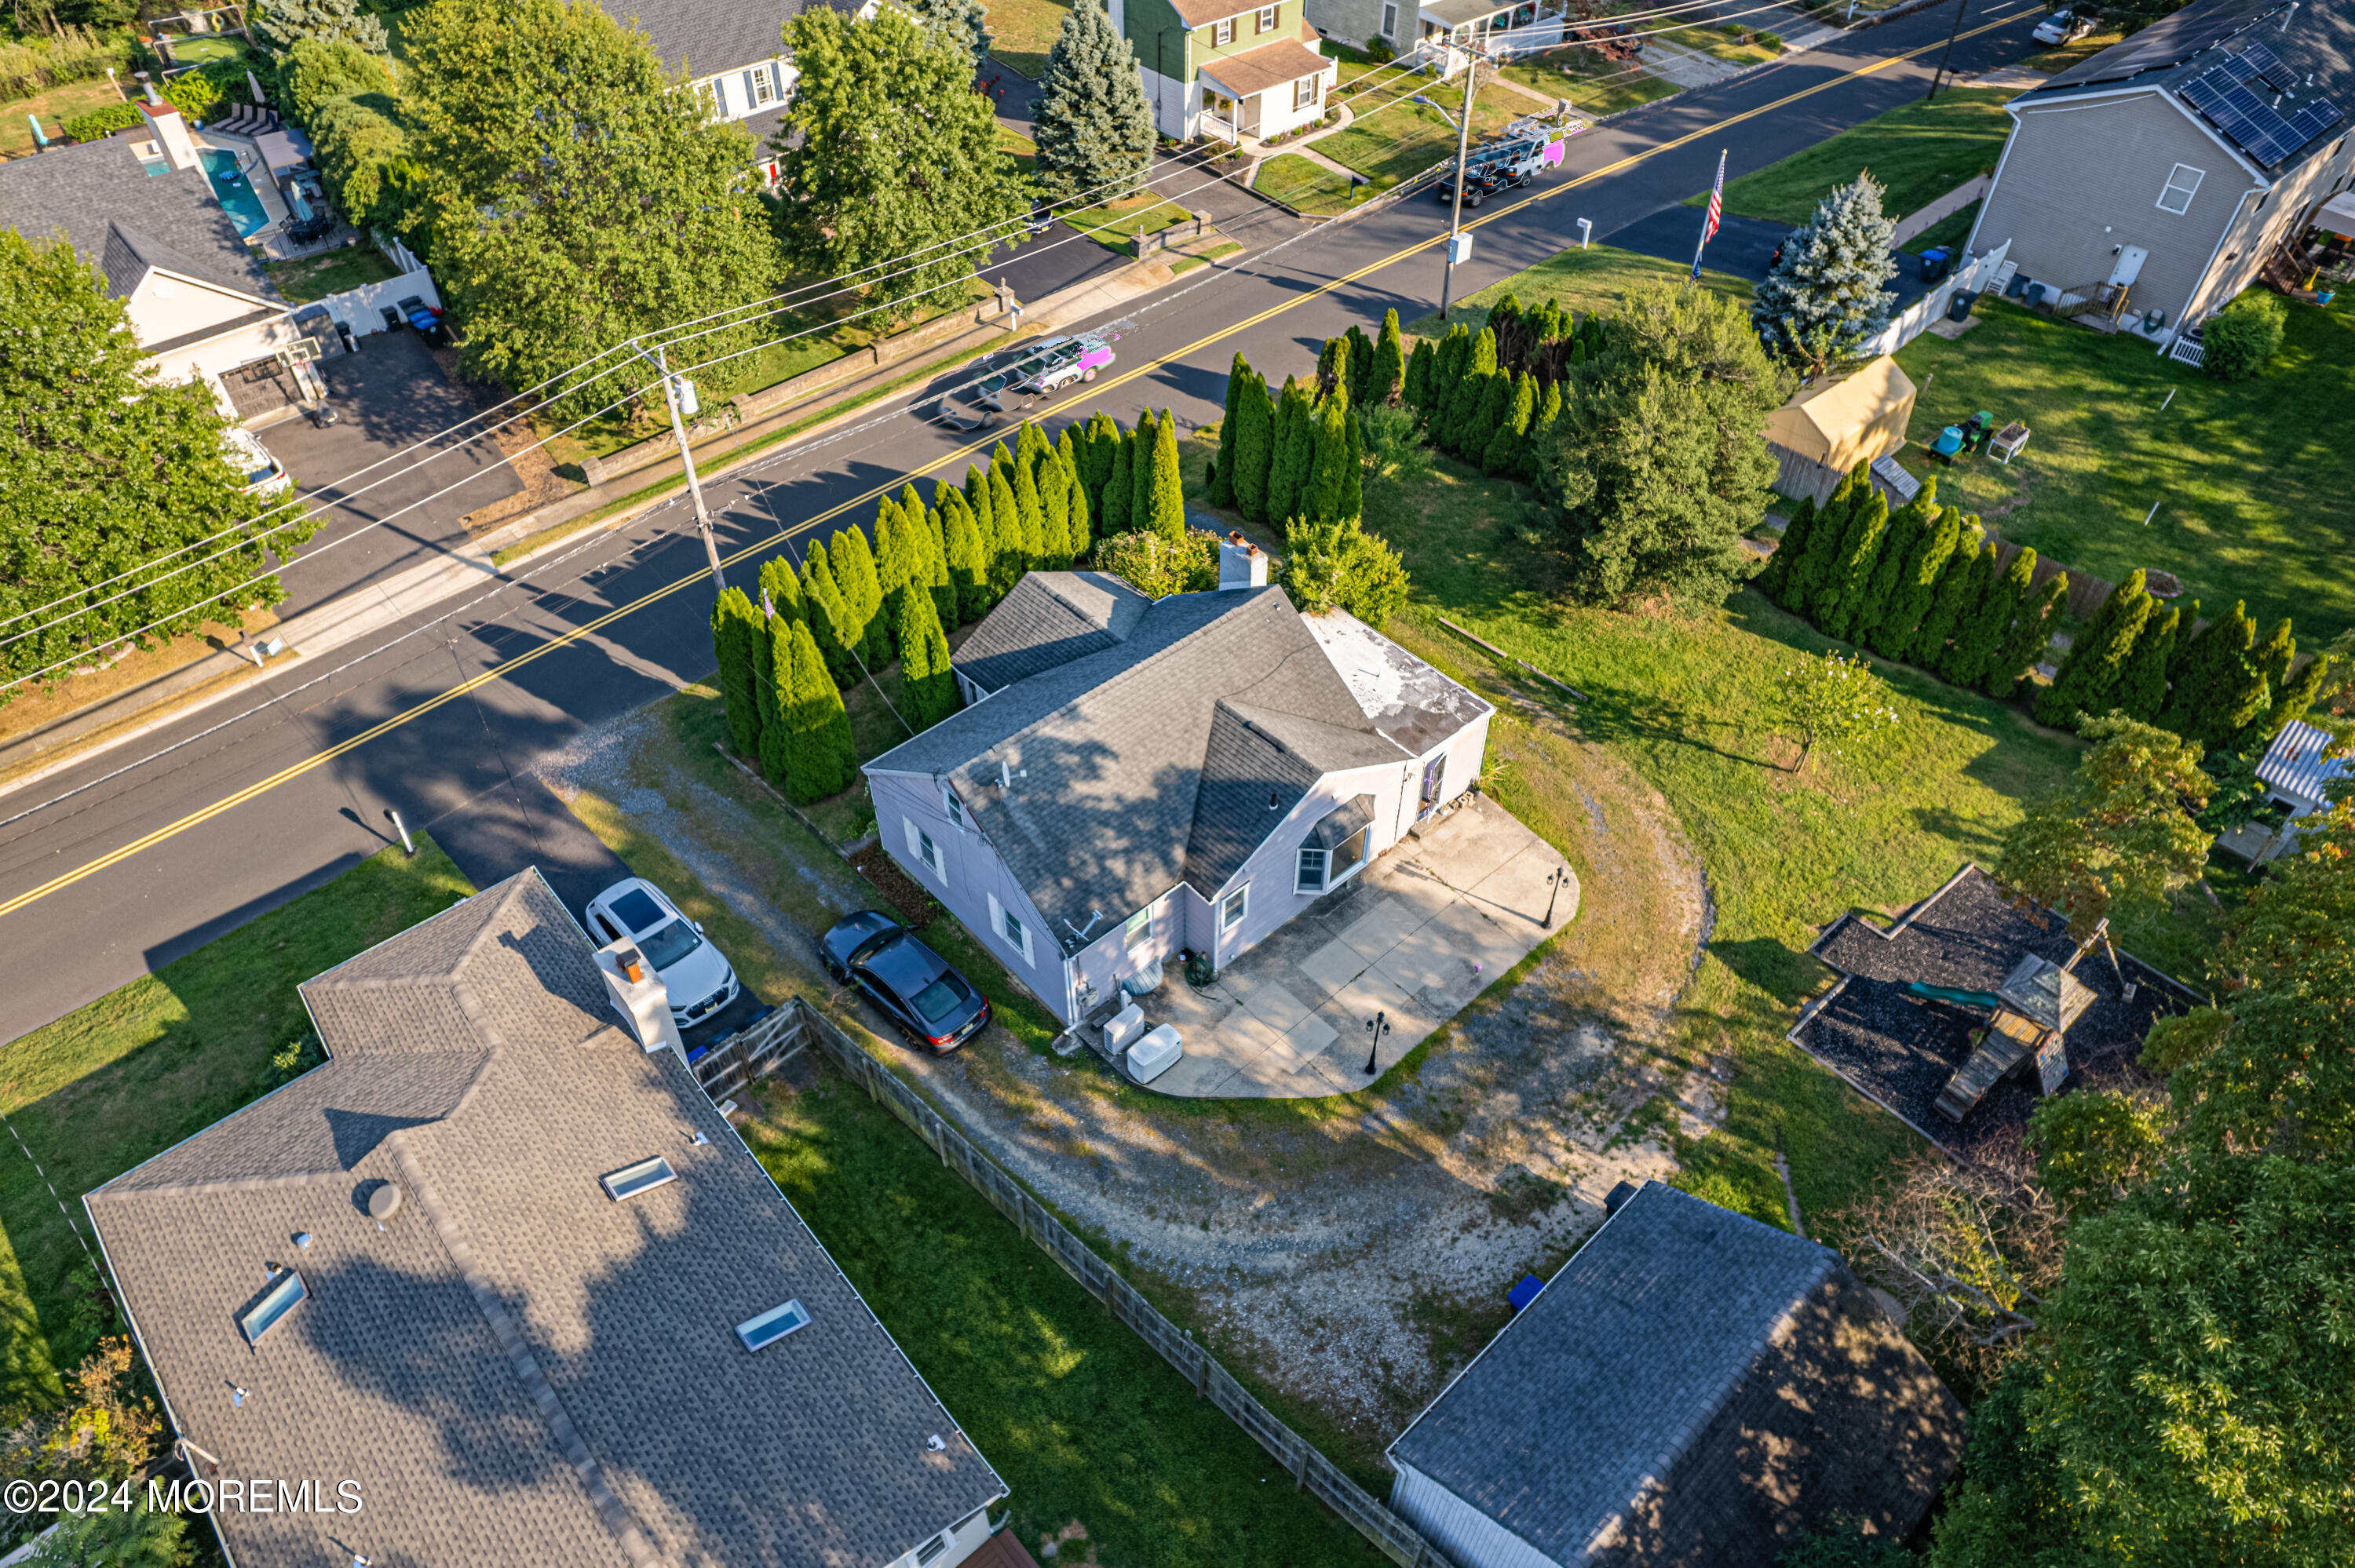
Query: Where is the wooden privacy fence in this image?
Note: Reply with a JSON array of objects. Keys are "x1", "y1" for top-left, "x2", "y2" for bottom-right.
[{"x1": 751, "y1": 997, "x2": 1454, "y2": 1568}]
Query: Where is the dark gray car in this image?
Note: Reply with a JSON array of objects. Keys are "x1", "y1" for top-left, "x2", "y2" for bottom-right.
[{"x1": 820, "y1": 911, "x2": 992, "y2": 1054}]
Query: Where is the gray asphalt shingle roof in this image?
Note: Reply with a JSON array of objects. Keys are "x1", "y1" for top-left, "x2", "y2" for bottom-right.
[
  {"x1": 871, "y1": 580, "x2": 1488, "y2": 946},
  {"x1": 954, "y1": 571, "x2": 1150, "y2": 693},
  {"x1": 605, "y1": 0, "x2": 852, "y2": 76},
  {"x1": 0, "y1": 135, "x2": 276, "y2": 302},
  {"x1": 89, "y1": 871, "x2": 1002, "y2": 1568}
]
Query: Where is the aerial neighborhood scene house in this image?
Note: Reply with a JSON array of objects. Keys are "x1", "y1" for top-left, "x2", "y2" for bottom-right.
[{"x1": 5, "y1": 0, "x2": 2355, "y2": 1560}]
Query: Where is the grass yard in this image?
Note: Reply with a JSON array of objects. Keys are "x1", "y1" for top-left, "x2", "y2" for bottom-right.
[
  {"x1": 261, "y1": 246, "x2": 403, "y2": 302},
  {"x1": 1695, "y1": 87, "x2": 2011, "y2": 225},
  {"x1": 1893, "y1": 294, "x2": 2355, "y2": 639},
  {"x1": 1404, "y1": 241, "x2": 1752, "y2": 337},
  {"x1": 1254, "y1": 152, "x2": 1367, "y2": 215},
  {"x1": 998, "y1": 122, "x2": 1037, "y2": 181},
  {"x1": 0, "y1": 77, "x2": 120, "y2": 159},
  {"x1": 983, "y1": 0, "x2": 1071, "y2": 80},
  {"x1": 745, "y1": 1067, "x2": 1387, "y2": 1567},
  {"x1": 1061, "y1": 191, "x2": 1192, "y2": 253},
  {"x1": 162, "y1": 32, "x2": 254, "y2": 68},
  {"x1": 1500, "y1": 53, "x2": 1681, "y2": 120},
  {"x1": 1313, "y1": 60, "x2": 1524, "y2": 188},
  {"x1": 2026, "y1": 28, "x2": 2123, "y2": 71},
  {"x1": 0, "y1": 841, "x2": 471, "y2": 1413},
  {"x1": 1658, "y1": 23, "x2": 1784, "y2": 64},
  {"x1": 1902, "y1": 198, "x2": 1980, "y2": 257}
]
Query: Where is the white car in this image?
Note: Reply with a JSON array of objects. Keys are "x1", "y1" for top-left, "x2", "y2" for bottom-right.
[
  {"x1": 221, "y1": 428, "x2": 290, "y2": 498},
  {"x1": 2033, "y1": 9, "x2": 2094, "y2": 44},
  {"x1": 584, "y1": 877, "x2": 740, "y2": 1027}
]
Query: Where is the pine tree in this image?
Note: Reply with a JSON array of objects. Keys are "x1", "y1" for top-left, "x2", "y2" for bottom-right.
[
  {"x1": 2112, "y1": 603, "x2": 2179, "y2": 721},
  {"x1": 871, "y1": 498, "x2": 911, "y2": 612},
  {"x1": 1084, "y1": 410, "x2": 1120, "y2": 506},
  {"x1": 901, "y1": 0, "x2": 988, "y2": 61},
  {"x1": 1316, "y1": 333, "x2": 1349, "y2": 401},
  {"x1": 1882, "y1": 502, "x2": 1964, "y2": 664},
  {"x1": 758, "y1": 612, "x2": 798, "y2": 788},
  {"x1": 1144, "y1": 410, "x2": 1185, "y2": 542},
  {"x1": 1267, "y1": 378, "x2": 1316, "y2": 525},
  {"x1": 897, "y1": 586, "x2": 959, "y2": 728},
  {"x1": 1030, "y1": 0, "x2": 1156, "y2": 202},
  {"x1": 985, "y1": 465, "x2": 1025, "y2": 593},
  {"x1": 1338, "y1": 411, "x2": 1363, "y2": 523},
  {"x1": 1933, "y1": 541, "x2": 2003, "y2": 687},
  {"x1": 1232, "y1": 370, "x2": 1274, "y2": 523},
  {"x1": 1064, "y1": 444, "x2": 1095, "y2": 560},
  {"x1": 1481, "y1": 369, "x2": 1537, "y2": 477},
  {"x1": 941, "y1": 487, "x2": 991, "y2": 621},
  {"x1": 1012, "y1": 450, "x2": 1048, "y2": 566},
  {"x1": 831, "y1": 523, "x2": 887, "y2": 664},
  {"x1": 1750, "y1": 174, "x2": 1900, "y2": 375},
  {"x1": 1466, "y1": 370, "x2": 1513, "y2": 471},
  {"x1": 1754, "y1": 494, "x2": 1816, "y2": 604},
  {"x1": 1987, "y1": 572, "x2": 2068, "y2": 700},
  {"x1": 1403, "y1": 337, "x2": 1436, "y2": 411},
  {"x1": 2156, "y1": 600, "x2": 2266, "y2": 749},
  {"x1": 710, "y1": 586, "x2": 765, "y2": 759},
  {"x1": 1055, "y1": 430, "x2": 1090, "y2": 558},
  {"x1": 964, "y1": 461, "x2": 994, "y2": 544},
  {"x1": 1370, "y1": 311, "x2": 1404, "y2": 407},
  {"x1": 1210, "y1": 352, "x2": 1251, "y2": 507},
  {"x1": 1816, "y1": 488, "x2": 1889, "y2": 642},
  {"x1": 1304, "y1": 396, "x2": 1350, "y2": 524},
  {"x1": 1521, "y1": 374, "x2": 1563, "y2": 481},
  {"x1": 2036, "y1": 570, "x2": 2153, "y2": 730},
  {"x1": 779, "y1": 617, "x2": 856, "y2": 804},
  {"x1": 1946, "y1": 544, "x2": 2029, "y2": 691},
  {"x1": 1787, "y1": 463, "x2": 1868, "y2": 618},
  {"x1": 757, "y1": 553, "x2": 805, "y2": 628},
  {"x1": 1344, "y1": 325, "x2": 1375, "y2": 404},
  {"x1": 1857, "y1": 487, "x2": 1938, "y2": 655},
  {"x1": 1908, "y1": 518, "x2": 1985, "y2": 673},
  {"x1": 750, "y1": 607, "x2": 781, "y2": 756},
  {"x1": 801, "y1": 541, "x2": 860, "y2": 687},
  {"x1": 1102, "y1": 432, "x2": 1134, "y2": 533},
  {"x1": 1444, "y1": 328, "x2": 1500, "y2": 456}
]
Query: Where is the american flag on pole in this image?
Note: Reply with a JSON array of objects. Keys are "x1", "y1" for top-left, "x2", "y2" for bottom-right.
[{"x1": 1690, "y1": 149, "x2": 1726, "y2": 282}]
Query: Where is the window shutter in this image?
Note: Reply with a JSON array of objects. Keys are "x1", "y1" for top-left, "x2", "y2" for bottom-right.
[{"x1": 905, "y1": 818, "x2": 923, "y2": 859}]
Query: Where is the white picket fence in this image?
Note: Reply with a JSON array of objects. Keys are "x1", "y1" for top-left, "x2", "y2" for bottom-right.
[
  {"x1": 301, "y1": 240, "x2": 443, "y2": 336},
  {"x1": 1854, "y1": 239, "x2": 2012, "y2": 360}
]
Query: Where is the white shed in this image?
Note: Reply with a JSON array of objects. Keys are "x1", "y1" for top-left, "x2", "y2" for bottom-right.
[{"x1": 2215, "y1": 720, "x2": 2351, "y2": 863}]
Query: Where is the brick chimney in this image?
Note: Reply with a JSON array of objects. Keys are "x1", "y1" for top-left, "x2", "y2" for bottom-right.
[{"x1": 137, "y1": 80, "x2": 199, "y2": 172}]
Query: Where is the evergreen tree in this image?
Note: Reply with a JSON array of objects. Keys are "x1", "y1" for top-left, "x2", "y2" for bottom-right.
[
  {"x1": 1030, "y1": 0, "x2": 1156, "y2": 202},
  {"x1": 2247, "y1": 617, "x2": 2298, "y2": 736},
  {"x1": 1466, "y1": 370, "x2": 1513, "y2": 472},
  {"x1": 1444, "y1": 328, "x2": 1499, "y2": 455},
  {"x1": 871, "y1": 498, "x2": 911, "y2": 608},
  {"x1": 1012, "y1": 452, "x2": 1048, "y2": 566},
  {"x1": 1521, "y1": 375, "x2": 1563, "y2": 481},
  {"x1": 1932, "y1": 540, "x2": 2003, "y2": 687},
  {"x1": 1816, "y1": 488, "x2": 1889, "y2": 642},
  {"x1": 1083, "y1": 410, "x2": 1121, "y2": 510},
  {"x1": 1947, "y1": 544, "x2": 2030, "y2": 690},
  {"x1": 1210, "y1": 352, "x2": 1252, "y2": 507},
  {"x1": 1402, "y1": 337, "x2": 1436, "y2": 410},
  {"x1": 1127, "y1": 411, "x2": 1156, "y2": 532},
  {"x1": 758, "y1": 612, "x2": 797, "y2": 786},
  {"x1": 1144, "y1": 410, "x2": 1186, "y2": 541},
  {"x1": 710, "y1": 587, "x2": 765, "y2": 759},
  {"x1": 2262, "y1": 646, "x2": 2330, "y2": 739},
  {"x1": 1749, "y1": 174, "x2": 1900, "y2": 375},
  {"x1": 778, "y1": 618, "x2": 857, "y2": 804},
  {"x1": 941, "y1": 488, "x2": 991, "y2": 620},
  {"x1": 1754, "y1": 494, "x2": 1816, "y2": 605},
  {"x1": 1908, "y1": 518, "x2": 1985, "y2": 673},
  {"x1": 917, "y1": 483, "x2": 958, "y2": 628},
  {"x1": 1481, "y1": 369, "x2": 1538, "y2": 476},
  {"x1": 831, "y1": 523, "x2": 887, "y2": 663},
  {"x1": 2037, "y1": 571, "x2": 2154, "y2": 730},
  {"x1": 1015, "y1": 418, "x2": 1050, "y2": 484},
  {"x1": 1056, "y1": 430, "x2": 1093, "y2": 560},
  {"x1": 1338, "y1": 411, "x2": 1364, "y2": 523},
  {"x1": 1102, "y1": 432, "x2": 1134, "y2": 533},
  {"x1": 2157, "y1": 601, "x2": 2269, "y2": 750},
  {"x1": 900, "y1": 0, "x2": 988, "y2": 62},
  {"x1": 1344, "y1": 324, "x2": 1375, "y2": 404},
  {"x1": 1266, "y1": 378, "x2": 1316, "y2": 526},
  {"x1": 1987, "y1": 571, "x2": 2068, "y2": 699},
  {"x1": 1857, "y1": 486, "x2": 1938, "y2": 655},
  {"x1": 897, "y1": 587, "x2": 960, "y2": 728},
  {"x1": 1316, "y1": 333, "x2": 1350, "y2": 401},
  {"x1": 1303, "y1": 397, "x2": 1351, "y2": 524},
  {"x1": 1232, "y1": 370, "x2": 1275, "y2": 523},
  {"x1": 964, "y1": 461, "x2": 994, "y2": 543},
  {"x1": 1882, "y1": 501, "x2": 1964, "y2": 664},
  {"x1": 256, "y1": 0, "x2": 390, "y2": 52},
  {"x1": 2113, "y1": 603, "x2": 2180, "y2": 722},
  {"x1": 801, "y1": 542, "x2": 860, "y2": 686},
  {"x1": 985, "y1": 465, "x2": 1025, "y2": 593},
  {"x1": 758, "y1": 553, "x2": 805, "y2": 627},
  {"x1": 1785, "y1": 461, "x2": 1868, "y2": 618}
]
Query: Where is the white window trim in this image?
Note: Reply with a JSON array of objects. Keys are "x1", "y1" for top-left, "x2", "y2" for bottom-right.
[
  {"x1": 987, "y1": 893, "x2": 1034, "y2": 965},
  {"x1": 904, "y1": 818, "x2": 944, "y2": 882},
  {"x1": 2157, "y1": 162, "x2": 2204, "y2": 214},
  {"x1": 1221, "y1": 884, "x2": 1249, "y2": 933},
  {"x1": 1381, "y1": 1, "x2": 1398, "y2": 37},
  {"x1": 1293, "y1": 75, "x2": 1318, "y2": 110},
  {"x1": 1214, "y1": 16, "x2": 1234, "y2": 43},
  {"x1": 1256, "y1": 4, "x2": 1277, "y2": 31},
  {"x1": 1296, "y1": 844, "x2": 1327, "y2": 895},
  {"x1": 943, "y1": 786, "x2": 966, "y2": 831},
  {"x1": 1125, "y1": 904, "x2": 1156, "y2": 950}
]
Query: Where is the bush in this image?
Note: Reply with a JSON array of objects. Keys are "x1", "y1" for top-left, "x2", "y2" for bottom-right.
[
  {"x1": 0, "y1": 24, "x2": 133, "y2": 101},
  {"x1": 283, "y1": 34, "x2": 395, "y2": 122},
  {"x1": 1093, "y1": 527, "x2": 1218, "y2": 598},
  {"x1": 1367, "y1": 35, "x2": 1396, "y2": 61},
  {"x1": 2200, "y1": 290, "x2": 2286, "y2": 381},
  {"x1": 161, "y1": 67, "x2": 221, "y2": 122},
  {"x1": 61, "y1": 100, "x2": 143, "y2": 141}
]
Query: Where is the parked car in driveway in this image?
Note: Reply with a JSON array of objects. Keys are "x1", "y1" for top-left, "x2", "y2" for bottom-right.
[
  {"x1": 2033, "y1": 9, "x2": 2094, "y2": 43},
  {"x1": 821, "y1": 910, "x2": 992, "y2": 1053},
  {"x1": 221, "y1": 428, "x2": 290, "y2": 498},
  {"x1": 584, "y1": 877, "x2": 740, "y2": 1027}
]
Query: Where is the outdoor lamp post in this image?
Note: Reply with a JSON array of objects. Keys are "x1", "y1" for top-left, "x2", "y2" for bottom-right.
[
  {"x1": 1543, "y1": 866, "x2": 1568, "y2": 927},
  {"x1": 1364, "y1": 1010, "x2": 1390, "y2": 1075}
]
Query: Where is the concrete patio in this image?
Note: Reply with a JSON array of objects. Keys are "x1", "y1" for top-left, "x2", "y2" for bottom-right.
[{"x1": 1133, "y1": 798, "x2": 1575, "y2": 1098}]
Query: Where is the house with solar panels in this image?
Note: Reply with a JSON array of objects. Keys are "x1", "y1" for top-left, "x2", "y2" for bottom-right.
[{"x1": 1967, "y1": 0, "x2": 2353, "y2": 343}]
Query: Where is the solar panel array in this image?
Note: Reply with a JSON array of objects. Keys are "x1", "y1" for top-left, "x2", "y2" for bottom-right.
[
  {"x1": 2180, "y1": 46, "x2": 2346, "y2": 167},
  {"x1": 2057, "y1": 0, "x2": 2285, "y2": 87}
]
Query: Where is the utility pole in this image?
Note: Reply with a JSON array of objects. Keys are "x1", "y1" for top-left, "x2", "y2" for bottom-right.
[
  {"x1": 636, "y1": 342, "x2": 726, "y2": 592},
  {"x1": 1925, "y1": 0, "x2": 1970, "y2": 100},
  {"x1": 1438, "y1": 43, "x2": 1486, "y2": 320}
]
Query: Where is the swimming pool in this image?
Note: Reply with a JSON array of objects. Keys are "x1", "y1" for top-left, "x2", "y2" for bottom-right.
[{"x1": 199, "y1": 146, "x2": 270, "y2": 238}]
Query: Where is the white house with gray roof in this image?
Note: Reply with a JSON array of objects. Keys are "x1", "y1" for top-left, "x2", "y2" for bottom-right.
[
  {"x1": 608, "y1": 0, "x2": 879, "y2": 137},
  {"x1": 864, "y1": 546, "x2": 1492, "y2": 1027},
  {"x1": 87, "y1": 870, "x2": 1006, "y2": 1568},
  {"x1": 1968, "y1": 0, "x2": 2354, "y2": 340},
  {"x1": 1388, "y1": 1182, "x2": 1963, "y2": 1568}
]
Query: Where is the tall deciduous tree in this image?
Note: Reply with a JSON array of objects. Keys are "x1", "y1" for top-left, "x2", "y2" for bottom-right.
[
  {"x1": 1534, "y1": 281, "x2": 1791, "y2": 605},
  {"x1": 1773, "y1": 648, "x2": 1899, "y2": 773},
  {"x1": 1750, "y1": 175, "x2": 1899, "y2": 375},
  {"x1": 402, "y1": 0, "x2": 779, "y2": 416},
  {"x1": 1993, "y1": 713, "x2": 2212, "y2": 937},
  {"x1": 0, "y1": 234, "x2": 310, "y2": 696},
  {"x1": 1031, "y1": 0, "x2": 1156, "y2": 202},
  {"x1": 772, "y1": 7, "x2": 1024, "y2": 322}
]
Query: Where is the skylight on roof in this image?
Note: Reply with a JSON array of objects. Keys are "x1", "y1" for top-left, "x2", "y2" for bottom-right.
[
  {"x1": 736, "y1": 1298, "x2": 811, "y2": 1352},
  {"x1": 600, "y1": 1156, "x2": 677, "y2": 1202},
  {"x1": 239, "y1": 1271, "x2": 307, "y2": 1345}
]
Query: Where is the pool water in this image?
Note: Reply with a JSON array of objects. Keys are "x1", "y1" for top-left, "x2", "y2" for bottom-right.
[{"x1": 198, "y1": 146, "x2": 270, "y2": 238}]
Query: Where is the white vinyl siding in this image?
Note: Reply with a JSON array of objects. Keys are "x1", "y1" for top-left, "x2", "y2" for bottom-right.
[
  {"x1": 1221, "y1": 885, "x2": 1248, "y2": 933},
  {"x1": 987, "y1": 893, "x2": 1034, "y2": 965},
  {"x1": 943, "y1": 786, "x2": 967, "y2": 831},
  {"x1": 904, "y1": 819, "x2": 944, "y2": 882},
  {"x1": 1293, "y1": 75, "x2": 1317, "y2": 111},
  {"x1": 1388, "y1": 1460, "x2": 1559, "y2": 1568},
  {"x1": 2157, "y1": 162, "x2": 2204, "y2": 214}
]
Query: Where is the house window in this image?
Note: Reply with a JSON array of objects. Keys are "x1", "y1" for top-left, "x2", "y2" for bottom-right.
[
  {"x1": 988, "y1": 894, "x2": 1034, "y2": 965},
  {"x1": 736, "y1": 1299, "x2": 812, "y2": 1352},
  {"x1": 1125, "y1": 906, "x2": 1155, "y2": 949},
  {"x1": 599, "y1": 1156, "x2": 677, "y2": 1202},
  {"x1": 1257, "y1": 4, "x2": 1278, "y2": 31},
  {"x1": 239, "y1": 1271, "x2": 308, "y2": 1346},
  {"x1": 1214, "y1": 16, "x2": 1234, "y2": 43},
  {"x1": 1298, "y1": 817, "x2": 1372, "y2": 894},
  {"x1": 943, "y1": 787, "x2": 966, "y2": 830},
  {"x1": 1382, "y1": 1, "x2": 1398, "y2": 36},
  {"x1": 916, "y1": 1534, "x2": 954, "y2": 1566},
  {"x1": 904, "y1": 819, "x2": 944, "y2": 881},
  {"x1": 2156, "y1": 162, "x2": 2204, "y2": 214},
  {"x1": 1221, "y1": 886, "x2": 1248, "y2": 933},
  {"x1": 1296, "y1": 845, "x2": 1327, "y2": 893},
  {"x1": 1294, "y1": 75, "x2": 1318, "y2": 110},
  {"x1": 747, "y1": 65, "x2": 775, "y2": 108}
]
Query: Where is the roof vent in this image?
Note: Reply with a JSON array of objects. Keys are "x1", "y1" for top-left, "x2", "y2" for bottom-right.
[{"x1": 367, "y1": 1183, "x2": 403, "y2": 1223}]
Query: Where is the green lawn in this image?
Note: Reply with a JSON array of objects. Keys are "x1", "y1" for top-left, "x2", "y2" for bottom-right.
[
  {"x1": 2026, "y1": 28, "x2": 2123, "y2": 71},
  {"x1": 0, "y1": 77, "x2": 120, "y2": 159},
  {"x1": 746, "y1": 1070, "x2": 1386, "y2": 1568},
  {"x1": 1695, "y1": 87, "x2": 2012, "y2": 225},
  {"x1": 1062, "y1": 193, "x2": 1192, "y2": 253},
  {"x1": 1903, "y1": 198, "x2": 1980, "y2": 257},
  {"x1": 1893, "y1": 295, "x2": 2355, "y2": 640},
  {"x1": 0, "y1": 841, "x2": 472, "y2": 1413},
  {"x1": 1404, "y1": 241, "x2": 1752, "y2": 337},
  {"x1": 164, "y1": 32, "x2": 254, "y2": 68},
  {"x1": 1254, "y1": 153, "x2": 1367, "y2": 215},
  {"x1": 983, "y1": 0, "x2": 1071, "y2": 79},
  {"x1": 261, "y1": 246, "x2": 403, "y2": 302},
  {"x1": 1501, "y1": 52, "x2": 1681, "y2": 119},
  {"x1": 1658, "y1": 23, "x2": 1784, "y2": 64},
  {"x1": 1313, "y1": 60, "x2": 1524, "y2": 188}
]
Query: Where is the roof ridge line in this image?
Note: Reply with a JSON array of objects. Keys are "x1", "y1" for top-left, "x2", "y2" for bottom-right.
[{"x1": 986, "y1": 589, "x2": 1276, "y2": 763}]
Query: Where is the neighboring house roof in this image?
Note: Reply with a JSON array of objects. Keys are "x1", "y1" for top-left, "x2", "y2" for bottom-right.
[
  {"x1": 869, "y1": 577, "x2": 1490, "y2": 949},
  {"x1": 1388, "y1": 1183, "x2": 1963, "y2": 1566},
  {"x1": 2024, "y1": 0, "x2": 2352, "y2": 181},
  {"x1": 0, "y1": 134, "x2": 279, "y2": 304},
  {"x1": 88, "y1": 870, "x2": 1002, "y2": 1568},
  {"x1": 1170, "y1": 0, "x2": 1277, "y2": 27},
  {"x1": 1199, "y1": 33, "x2": 1331, "y2": 96},
  {"x1": 2256, "y1": 717, "x2": 2351, "y2": 804},
  {"x1": 606, "y1": 0, "x2": 854, "y2": 77}
]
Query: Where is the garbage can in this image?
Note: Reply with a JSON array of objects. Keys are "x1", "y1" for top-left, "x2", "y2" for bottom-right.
[
  {"x1": 1919, "y1": 246, "x2": 1953, "y2": 283},
  {"x1": 1948, "y1": 289, "x2": 1978, "y2": 323}
]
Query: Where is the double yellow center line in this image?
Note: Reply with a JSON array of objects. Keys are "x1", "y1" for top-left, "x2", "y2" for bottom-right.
[{"x1": 0, "y1": 4, "x2": 2036, "y2": 924}]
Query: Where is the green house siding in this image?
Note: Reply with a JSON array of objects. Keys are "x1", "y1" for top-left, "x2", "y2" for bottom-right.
[{"x1": 1123, "y1": 0, "x2": 1302, "y2": 80}]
